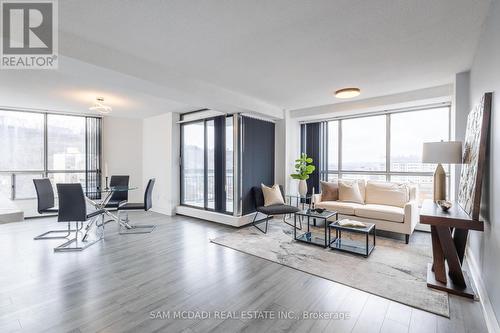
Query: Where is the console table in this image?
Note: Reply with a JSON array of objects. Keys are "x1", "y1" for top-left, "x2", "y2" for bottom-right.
[{"x1": 420, "y1": 199, "x2": 483, "y2": 298}]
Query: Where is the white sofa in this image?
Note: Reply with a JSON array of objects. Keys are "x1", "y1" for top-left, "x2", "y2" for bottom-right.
[{"x1": 313, "y1": 180, "x2": 419, "y2": 243}]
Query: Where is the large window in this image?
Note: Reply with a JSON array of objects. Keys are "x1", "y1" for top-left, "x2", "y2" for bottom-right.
[
  {"x1": 341, "y1": 115, "x2": 386, "y2": 171},
  {"x1": 0, "y1": 110, "x2": 101, "y2": 202},
  {"x1": 47, "y1": 115, "x2": 86, "y2": 171},
  {"x1": 181, "y1": 115, "x2": 233, "y2": 214},
  {"x1": 206, "y1": 120, "x2": 216, "y2": 210},
  {"x1": 181, "y1": 122, "x2": 205, "y2": 208},
  {"x1": 390, "y1": 108, "x2": 449, "y2": 172},
  {"x1": 225, "y1": 116, "x2": 234, "y2": 213},
  {"x1": 181, "y1": 116, "x2": 233, "y2": 213},
  {"x1": 318, "y1": 106, "x2": 451, "y2": 202},
  {"x1": 0, "y1": 111, "x2": 44, "y2": 171}
]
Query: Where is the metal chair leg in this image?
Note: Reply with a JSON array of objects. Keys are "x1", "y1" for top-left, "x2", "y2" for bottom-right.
[
  {"x1": 54, "y1": 218, "x2": 103, "y2": 252},
  {"x1": 252, "y1": 212, "x2": 269, "y2": 234},
  {"x1": 34, "y1": 222, "x2": 77, "y2": 240},
  {"x1": 118, "y1": 211, "x2": 156, "y2": 234}
]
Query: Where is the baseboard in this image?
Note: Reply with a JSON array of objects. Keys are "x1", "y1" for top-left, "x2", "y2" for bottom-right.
[
  {"x1": 415, "y1": 223, "x2": 430, "y2": 232},
  {"x1": 151, "y1": 206, "x2": 175, "y2": 216},
  {"x1": 175, "y1": 205, "x2": 255, "y2": 227},
  {"x1": 466, "y1": 247, "x2": 500, "y2": 333}
]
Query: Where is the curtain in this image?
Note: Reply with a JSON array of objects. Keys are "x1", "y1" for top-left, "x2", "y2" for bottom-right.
[
  {"x1": 300, "y1": 122, "x2": 327, "y2": 195},
  {"x1": 241, "y1": 116, "x2": 275, "y2": 215},
  {"x1": 85, "y1": 117, "x2": 102, "y2": 199}
]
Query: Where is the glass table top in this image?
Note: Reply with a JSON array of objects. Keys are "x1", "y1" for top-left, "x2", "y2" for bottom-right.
[
  {"x1": 85, "y1": 186, "x2": 138, "y2": 194},
  {"x1": 295, "y1": 209, "x2": 337, "y2": 218}
]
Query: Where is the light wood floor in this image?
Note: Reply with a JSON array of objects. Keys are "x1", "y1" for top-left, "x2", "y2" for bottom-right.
[{"x1": 0, "y1": 212, "x2": 488, "y2": 333}]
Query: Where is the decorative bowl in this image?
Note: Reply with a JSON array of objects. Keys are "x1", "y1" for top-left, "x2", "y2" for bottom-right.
[
  {"x1": 437, "y1": 200, "x2": 452, "y2": 211},
  {"x1": 314, "y1": 208, "x2": 325, "y2": 213}
]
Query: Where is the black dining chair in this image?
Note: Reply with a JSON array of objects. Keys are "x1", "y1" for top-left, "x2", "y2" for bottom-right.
[
  {"x1": 116, "y1": 178, "x2": 156, "y2": 234},
  {"x1": 33, "y1": 178, "x2": 78, "y2": 240},
  {"x1": 54, "y1": 183, "x2": 106, "y2": 252},
  {"x1": 105, "y1": 175, "x2": 129, "y2": 208},
  {"x1": 251, "y1": 185, "x2": 301, "y2": 234}
]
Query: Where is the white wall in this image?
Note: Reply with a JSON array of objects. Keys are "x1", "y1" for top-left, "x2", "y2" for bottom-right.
[
  {"x1": 274, "y1": 119, "x2": 286, "y2": 186},
  {"x1": 285, "y1": 110, "x2": 301, "y2": 195},
  {"x1": 466, "y1": 0, "x2": 500, "y2": 328},
  {"x1": 290, "y1": 84, "x2": 453, "y2": 121},
  {"x1": 102, "y1": 116, "x2": 144, "y2": 202},
  {"x1": 142, "y1": 112, "x2": 180, "y2": 215}
]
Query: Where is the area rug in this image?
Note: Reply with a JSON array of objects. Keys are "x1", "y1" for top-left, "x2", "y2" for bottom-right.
[{"x1": 210, "y1": 219, "x2": 449, "y2": 317}]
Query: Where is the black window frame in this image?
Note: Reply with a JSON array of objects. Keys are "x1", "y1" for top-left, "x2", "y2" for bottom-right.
[
  {"x1": 0, "y1": 109, "x2": 102, "y2": 201},
  {"x1": 179, "y1": 114, "x2": 233, "y2": 215}
]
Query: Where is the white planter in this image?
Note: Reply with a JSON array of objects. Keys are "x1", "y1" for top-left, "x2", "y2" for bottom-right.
[{"x1": 298, "y1": 180, "x2": 308, "y2": 197}]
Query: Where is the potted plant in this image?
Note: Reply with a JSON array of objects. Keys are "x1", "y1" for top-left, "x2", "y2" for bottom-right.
[{"x1": 290, "y1": 153, "x2": 316, "y2": 196}]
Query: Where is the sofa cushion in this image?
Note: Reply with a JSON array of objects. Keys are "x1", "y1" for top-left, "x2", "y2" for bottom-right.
[
  {"x1": 339, "y1": 179, "x2": 366, "y2": 198},
  {"x1": 365, "y1": 181, "x2": 409, "y2": 208},
  {"x1": 315, "y1": 201, "x2": 363, "y2": 215},
  {"x1": 354, "y1": 204, "x2": 404, "y2": 223},
  {"x1": 338, "y1": 180, "x2": 364, "y2": 204},
  {"x1": 320, "y1": 180, "x2": 338, "y2": 201}
]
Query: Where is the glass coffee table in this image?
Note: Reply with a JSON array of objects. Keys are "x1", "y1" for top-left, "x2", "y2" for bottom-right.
[
  {"x1": 294, "y1": 209, "x2": 338, "y2": 248},
  {"x1": 328, "y1": 221, "x2": 376, "y2": 257}
]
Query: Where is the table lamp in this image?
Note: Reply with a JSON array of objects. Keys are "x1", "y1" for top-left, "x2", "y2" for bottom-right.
[{"x1": 422, "y1": 141, "x2": 462, "y2": 202}]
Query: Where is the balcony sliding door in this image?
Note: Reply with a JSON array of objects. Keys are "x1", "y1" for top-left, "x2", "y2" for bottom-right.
[
  {"x1": 181, "y1": 121, "x2": 205, "y2": 208},
  {"x1": 181, "y1": 116, "x2": 232, "y2": 214}
]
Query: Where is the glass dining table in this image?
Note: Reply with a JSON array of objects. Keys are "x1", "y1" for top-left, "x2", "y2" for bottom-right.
[{"x1": 83, "y1": 186, "x2": 138, "y2": 239}]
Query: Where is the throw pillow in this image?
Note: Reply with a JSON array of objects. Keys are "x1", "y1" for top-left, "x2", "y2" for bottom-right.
[
  {"x1": 365, "y1": 181, "x2": 409, "y2": 208},
  {"x1": 320, "y1": 180, "x2": 339, "y2": 201},
  {"x1": 338, "y1": 180, "x2": 364, "y2": 204},
  {"x1": 261, "y1": 184, "x2": 285, "y2": 206}
]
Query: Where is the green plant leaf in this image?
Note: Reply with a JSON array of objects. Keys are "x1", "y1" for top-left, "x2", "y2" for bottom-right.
[{"x1": 290, "y1": 153, "x2": 316, "y2": 180}]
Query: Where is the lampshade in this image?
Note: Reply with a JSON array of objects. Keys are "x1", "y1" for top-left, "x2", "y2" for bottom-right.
[{"x1": 422, "y1": 141, "x2": 463, "y2": 164}]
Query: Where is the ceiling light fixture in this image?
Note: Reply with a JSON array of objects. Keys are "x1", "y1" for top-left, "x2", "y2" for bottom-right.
[
  {"x1": 335, "y1": 87, "x2": 361, "y2": 99},
  {"x1": 89, "y1": 97, "x2": 112, "y2": 114}
]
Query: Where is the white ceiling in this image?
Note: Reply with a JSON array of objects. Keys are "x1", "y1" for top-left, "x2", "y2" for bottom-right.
[
  {"x1": 0, "y1": 0, "x2": 491, "y2": 118},
  {"x1": 0, "y1": 56, "x2": 194, "y2": 118}
]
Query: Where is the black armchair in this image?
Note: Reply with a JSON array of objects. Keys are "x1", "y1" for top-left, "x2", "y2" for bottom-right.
[
  {"x1": 33, "y1": 178, "x2": 77, "y2": 240},
  {"x1": 251, "y1": 185, "x2": 300, "y2": 234},
  {"x1": 54, "y1": 183, "x2": 105, "y2": 252},
  {"x1": 116, "y1": 178, "x2": 156, "y2": 234}
]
